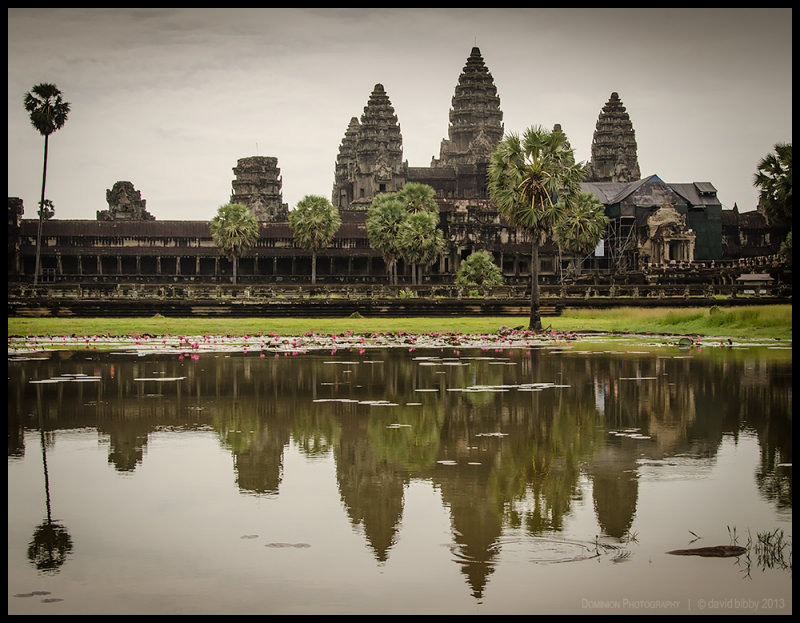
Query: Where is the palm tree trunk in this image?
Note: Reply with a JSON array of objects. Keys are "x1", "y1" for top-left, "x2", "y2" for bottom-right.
[
  {"x1": 529, "y1": 241, "x2": 542, "y2": 331},
  {"x1": 33, "y1": 134, "x2": 49, "y2": 287},
  {"x1": 312, "y1": 251, "x2": 317, "y2": 285},
  {"x1": 233, "y1": 255, "x2": 238, "y2": 285}
]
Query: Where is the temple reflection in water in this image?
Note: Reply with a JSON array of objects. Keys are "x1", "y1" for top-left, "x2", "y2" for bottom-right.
[{"x1": 8, "y1": 344, "x2": 792, "y2": 600}]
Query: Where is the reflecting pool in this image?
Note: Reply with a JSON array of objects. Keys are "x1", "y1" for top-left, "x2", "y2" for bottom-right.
[{"x1": 8, "y1": 337, "x2": 792, "y2": 614}]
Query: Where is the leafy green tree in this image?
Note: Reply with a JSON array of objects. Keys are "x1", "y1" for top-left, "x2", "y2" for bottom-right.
[
  {"x1": 754, "y1": 142, "x2": 792, "y2": 242},
  {"x1": 553, "y1": 191, "x2": 609, "y2": 273},
  {"x1": 288, "y1": 195, "x2": 341, "y2": 284},
  {"x1": 209, "y1": 203, "x2": 260, "y2": 285},
  {"x1": 24, "y1": 83, "x2": 70, "y2": 286},
  {"x1": 366, "y1": 193, "x2": 409, "y2": 285},
  {"x1": 488, "y1": 125, "x2": 584, "y2": 330},
  {"x1": 398, "y1": 210, "x2": 444, "y2": 285},
  {"x1": 455, "y1": 250, "x2": 504, "y2": 293}
]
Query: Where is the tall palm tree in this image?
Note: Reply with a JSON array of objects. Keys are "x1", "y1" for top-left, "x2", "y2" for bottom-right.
[
  {"x1": 554, "y1": 191, "x2": 609, "y2": 274},
  {"x1": 488, "y1": 125, "x2": 584, "y2": 330},
  {"x1": 24, "y1": 83, "x2": 70, "y2": 286},
  {"x1": 209, "y1": 203, "x2": 260, "y2": 285},
  {"x1": 288, "y1": 195, "x2": 341, "y2": 284}
]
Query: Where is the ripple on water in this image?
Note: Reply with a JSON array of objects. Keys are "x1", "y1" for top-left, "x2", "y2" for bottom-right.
[{"x1": 449, "y1": 536, "x2": 626, "y2": 566}]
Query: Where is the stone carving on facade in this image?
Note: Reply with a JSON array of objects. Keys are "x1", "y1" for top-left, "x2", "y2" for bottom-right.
[
  {"x1": 639, "y1": 202, "x2": 696, "y2": 264},
  {"x1": 97, "y1": 181, "x2": 155, "y2": 221}
]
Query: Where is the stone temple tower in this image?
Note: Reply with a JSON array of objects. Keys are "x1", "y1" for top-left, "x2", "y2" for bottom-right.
[
  {"x1": 432, "y1": 47, "x2": 504, "y2": 168},
  {"x1": 585, "y1": 92, "x2": 641, "y2": 183},
  {"x1": 332, "y1": 84, "x2": 405, "y2": 210},
  {"x1": 230, "y1": 156, "x2": 289, "y2": 221}
]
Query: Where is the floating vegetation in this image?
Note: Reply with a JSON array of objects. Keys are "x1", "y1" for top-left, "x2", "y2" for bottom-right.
[
  {"x1": 264, "y1": 542, "x2": 311, "y2": 548},
  {"x1": 667, "y1": 545, "x2": 747, "y2": 557},
  {"x1": 609, "y1": 429, "x2": 653, "y2": 440},
  {"x1": 668, "y1": 527, "x2": 792, "y2": 577},
  {"x1": 750, "y1": 528, "x2": 792, "y2": 573},
  {"x1": 29, "y1": 375, "x2": 102, "y2": 384}
]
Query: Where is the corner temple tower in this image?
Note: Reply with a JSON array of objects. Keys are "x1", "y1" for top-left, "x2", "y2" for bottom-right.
[{"x1": 585, "y1": 92, "x2": 641, "y2": 184}]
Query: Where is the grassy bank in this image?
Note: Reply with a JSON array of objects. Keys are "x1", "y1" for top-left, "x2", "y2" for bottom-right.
[{"x1": 6, "y1": 305, "x2": 792, "y2": 340}]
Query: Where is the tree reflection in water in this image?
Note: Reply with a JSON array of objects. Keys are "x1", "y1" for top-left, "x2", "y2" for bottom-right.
[
  {"x1": 27, "y1": 384, "x2": 73, "y2": 574},
  {"x1": 8, "y1": 342, "x2": 792, "y2": 599}
]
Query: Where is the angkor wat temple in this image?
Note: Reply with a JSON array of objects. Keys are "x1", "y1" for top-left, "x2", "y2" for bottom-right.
[{"x1": 8, "y1": 47, "x2": 788, "y2": 288}]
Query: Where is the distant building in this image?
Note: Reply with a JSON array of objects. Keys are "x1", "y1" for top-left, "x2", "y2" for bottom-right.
[{"x1": 8, "y1": 47, "x2": 785, "y2": 286}]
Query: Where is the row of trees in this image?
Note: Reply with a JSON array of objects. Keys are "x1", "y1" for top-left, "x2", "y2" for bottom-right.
[
  {"x1": 209, "y1": 127, "x2": 607, "y2": 330},
  {"x1": 365, "y1": 183, "x2": 444, "y2": 286},
  {"x1": 24, "y1": 82, "x2": 792, "y2": 331}
]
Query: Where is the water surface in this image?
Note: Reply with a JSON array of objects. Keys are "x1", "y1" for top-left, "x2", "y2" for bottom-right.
[{"x1": 8, "y1": 338, "x2": 792, "y2": 614}]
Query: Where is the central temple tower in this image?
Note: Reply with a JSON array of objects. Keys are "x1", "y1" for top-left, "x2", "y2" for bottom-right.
[{"x1": 431, "y1": 47, "x2": 504, "y2": 168}]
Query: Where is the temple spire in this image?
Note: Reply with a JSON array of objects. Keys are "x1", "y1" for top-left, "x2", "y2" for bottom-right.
[
  {"x1": 585, "y1": 92, "x2": 641, "y2": 183},
  {"x1": 332, "y1": 84, "x2": 405, "y2": 210},
  {"x1": 432, "y1": 47, "x2": 504, "y2": 167}
]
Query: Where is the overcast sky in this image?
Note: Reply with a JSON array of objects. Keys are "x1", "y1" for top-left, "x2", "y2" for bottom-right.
[{"x1": 8, "y1": 8, "x2": 793, "y2": 221}]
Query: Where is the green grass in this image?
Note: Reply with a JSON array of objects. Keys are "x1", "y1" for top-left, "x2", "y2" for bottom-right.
[
  {"x1": 6, "y1": 305, "x2": 792, "y2": 340},
  {"x1": 550, "y1": 305, "x2": 792, "y2": 339}
]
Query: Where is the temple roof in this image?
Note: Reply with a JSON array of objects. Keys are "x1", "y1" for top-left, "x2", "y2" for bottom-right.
[{"x1": 582, "y1": 174, "x2": 720, "y2": 209}]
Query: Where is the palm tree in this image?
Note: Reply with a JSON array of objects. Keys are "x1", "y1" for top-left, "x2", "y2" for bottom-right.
[
  {"x1": 366, "y1": 193, "x2": 407, "y2": 285},
  {"x1": 209, "y1": 203, "x2": 260, "y2": 285},
  {"x1": 754, "y1": 142, "x2": 792, "y2": 229},
  {"x1": 397, "y1": 182, "x2": 438, "y2": 215},
  {"x1": 398, "y1": 210, "x2": 444, "y2": 285},
  {"x1": 488, "y1": 125, "x2": 584, "y2": 331},
  {"x1": 396, "y1": 183, "x2": 441, "y2": 284},
  {"x1": 24, "y1": 83, "x2": 70, "y2": 286},
  {"x1": 553, "y1": 191, "x2": 609, "y2": 274},
  {"x1": 288, "y1": 195, "x2": 341, "y2": 284}
]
